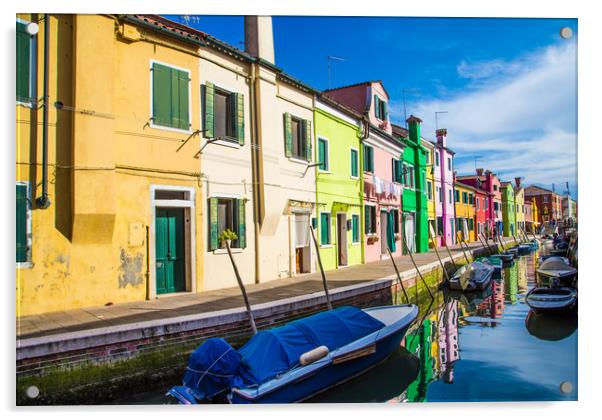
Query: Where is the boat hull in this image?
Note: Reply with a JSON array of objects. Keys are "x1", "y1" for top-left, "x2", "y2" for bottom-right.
[
  {"x1": 229, "y1": 309, "x2": 416, "y2": 403},
  {"x1": 525, "y1": 288, "x2": 577, "y2": 315}
]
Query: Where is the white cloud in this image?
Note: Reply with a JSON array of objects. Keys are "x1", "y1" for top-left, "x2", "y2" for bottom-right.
[{"x1": 399, "y1": 41, "x2": 577, "y2": 195}]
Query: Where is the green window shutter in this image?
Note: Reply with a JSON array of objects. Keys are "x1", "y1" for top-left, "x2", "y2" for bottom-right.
[
  {"x1": 374, "y1": 95, "x2": 380, "y2": 119},
  {"x1": 283, "y1": 113, "x2": 292, "y2": 157},
  {"x1": 320, "y1": 213, "x2": 330, "y2": 244},
  {"x1": 237, "y1": 199, "x2": 246, "y2": 249},
  {"x1": 369, "y1": 147, "x2": 374, "y2": 172},
  {"x1": 204, "y1": 81, "x2": 215, "y2": 138},
  {"x1": 351, "y1": 149, "x2": 358, "y2": 177},
  {"x1": 16, "y1": 22, "x2": 31, "y2": 103},
  {"x1": 352, "y1": 215, "x2": 359, "y2": 242},
  {"x1": 383, "y1": 101, "x2": 388, "y2": 120},
  {"x1": 364, "y1": 206, "x2": 370, "y2": 234},
  {"x1": 208, "y1": 197, "x2": 218, "y2": 251},
  {"x1": 173, "y1": 69, "x2": 190, "y2": 130},
  {"x1": 152, "y1": 63, "x2": 173, "y2": 127},
  {"x1": 236, "y1": 93, "x2": 245, "y2": 145},
  {"x1": 16, "y1": 184, "x2": 28, "y2": 262},
  {"x1": 318, "y1": 139, "x2": 326, "y2": 170},
  {"x1": 304, "y1": 119, "x2": 312, "y2": 161}
]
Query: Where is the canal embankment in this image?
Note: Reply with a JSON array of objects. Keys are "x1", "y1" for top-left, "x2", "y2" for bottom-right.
[{"x1": 16, "y1": 239, "x2": 517, "y2": 405}]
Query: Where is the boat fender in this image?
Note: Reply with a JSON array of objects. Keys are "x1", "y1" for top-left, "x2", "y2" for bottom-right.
[{"x1": 299, "y1": 346, "x2": 329, "y2": 365}]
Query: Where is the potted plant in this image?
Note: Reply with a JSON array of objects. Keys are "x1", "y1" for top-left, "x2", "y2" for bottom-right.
[
  {"x1": 367, "y1": 235, "x2": 379, "y2": 244},
  {"x1": 219, "y1": 229, "x2": 238, "y2": 249},
  {"x1": 394, "y1": 233, "x2": 401, "y2": 241}
]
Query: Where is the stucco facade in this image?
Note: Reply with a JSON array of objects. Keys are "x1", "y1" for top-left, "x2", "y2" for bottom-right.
[
  {"x1": 422, "y1": 139, "x2": 438, "y2": 247},
  {"x1": 16, "y1": 15, "x2": 205, "y2": 315},
  {"x1": 501, "y1": 181, "x2": 516, "y2": 236},
  {"x1": 454, "y1": 181, "x2": 476, "y2": 242},
  {"x1": 513, "y1": 178, "x2": 525, "y2": 234},
  {"x1": 434, "y1": 129, "x2": 456, "y2": 246},
  {"x1": 314, "y1": 99, "x2": 363, "y2": 270}
]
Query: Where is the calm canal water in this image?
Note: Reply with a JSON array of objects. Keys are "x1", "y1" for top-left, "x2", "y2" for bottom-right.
[{"x1": 116, "y1": 247, "x2": 578, "y2": 404}]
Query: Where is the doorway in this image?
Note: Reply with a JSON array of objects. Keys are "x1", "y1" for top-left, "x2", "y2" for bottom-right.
[
  {"x1": 404, "y1": 212, "x2": 415, "y2": 254},
  {"x1": 294, "y1": 212, "x2": 311, "y2": 274},
  {"x1": 337, "y1": 213, "x2": 348, "y2": 266},
  {"x1": 380, "y1": 210, "x2": 388, "y2": 255},
  {"x1": 155, "y1": 208, "x2": 186, "y2": 294}
]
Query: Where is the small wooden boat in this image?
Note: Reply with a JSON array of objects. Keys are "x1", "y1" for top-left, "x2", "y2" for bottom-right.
[
  {"x1": 491, "y1": 253, "x2": 515, "y2": 265},
  {"x1": 449, "y1": 261, "x2": 495, "y2": 291},
  {"x1": 538, "y1": 255, "x2": 570, "y2": 266},
  {"x1": 475, "y1": 256, "x2": 503, "y2": 276},
  {"x1": 517, "y1": 244, "x2": 532, "y2": 254},
  {"x1": 525, "y1": 287, "x2": 577, "y2": 315},
  {"x1": 537, "y1": 258, "x2": 577, "y2": 287},
  {"x1": 167, "y1": 305, "x2": 418, "y2": 404}
]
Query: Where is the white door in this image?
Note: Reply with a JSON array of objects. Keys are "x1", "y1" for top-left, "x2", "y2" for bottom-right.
[{"x1": 405, "y1": 213, "x2": 415, "y2": 253}]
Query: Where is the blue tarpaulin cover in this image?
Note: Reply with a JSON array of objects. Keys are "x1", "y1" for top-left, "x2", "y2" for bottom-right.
[{"x1": 237, "y1": 306, "x2": 385, "y2": 384}]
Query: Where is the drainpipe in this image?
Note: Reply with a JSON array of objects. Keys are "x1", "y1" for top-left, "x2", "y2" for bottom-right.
[
  {"x1": 249, "y1": 62, "x2": 261, "y2": 284},
  {"x1": 36, "y1": 14, "x2": 51, "y2": 209},
  {"x1": 440, "y1": 146, "x2": 447, "y2": 246},
  {"x1": 359, "y1": 118, "x2": 369, "y2": 264}
]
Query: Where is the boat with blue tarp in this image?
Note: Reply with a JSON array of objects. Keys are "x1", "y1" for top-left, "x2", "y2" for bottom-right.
[{"x1": 167, "y1": 304, "x2": 418, "y2": 404}]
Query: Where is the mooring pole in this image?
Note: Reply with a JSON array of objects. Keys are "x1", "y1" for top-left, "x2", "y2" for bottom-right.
[
  {"x1": 428, "y1": 225, "x2": 450, "y2": 282},
  {"x1": 497, "y1": 231, "x2": 507, "y2": 251},
  {"x1": 443, "y1": 237, "x2": 458, "y2": 273},
  {"x1": 462, "y1": 235, "x2": 475, "y2": 260},
  {"x1": 512, "y1": 233, "x2": 520, "y2": 246},
  {"x1": 387, "y1": 248, "x2": 409, "y2": 304},
  {"x1": 456, "y1": 232, "x2": 471, "y2": 264},
  {"x1": 225, "y1": 241, "x2": 257, "y2": 335},
  {"x1": 477, "y1": 234, "x2": 492, "y2": 255},
  {"x1": 482, "y1": 233, "x2": 497, "y2": 254},
  {"x1": 402, "y1": 234, "x2": 434, "y2": 299},
  {"x1": 309, "y1": 226, "x2": 333, "y2": 311}
]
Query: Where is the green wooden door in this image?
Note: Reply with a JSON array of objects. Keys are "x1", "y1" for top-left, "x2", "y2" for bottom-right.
[{"x1": 155, "y1": 208, "x2": 186, "y2": 294}]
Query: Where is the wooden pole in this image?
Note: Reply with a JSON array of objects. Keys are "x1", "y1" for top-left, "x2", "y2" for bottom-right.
[
  {"x1": 387, "y1": 248, "x2": 409, "y2": 304},
  {"x1": 482, "y1": 233, "x2": 497, "y2": 254},
  {"x1": 456, "y1": 231, "x2": 471, "y2": 264},
  {"x1": 225, "y1": 241, "x2": 257, "y2": 335},
  {"x1": 497, "y1": 231, "x2": 507, "y2": 250},
  {"x1": 477, "y1": 233, "x2": 490, "y2": 255},
  {"x1": 401, "y1": 232, "x2": 434, "y2": 299},
  {"x1": 309, "y1": 225, "x2": 333, "y2": 311},
  {"x1": 462, "y1": 236, "x2": 475, "y2": 260},
  {"x1": 512, "y1": 233, "x2": 520, "y2": 247},
  {"x1": 428, "y1": 224, "x2": 449, "y2": 282},
  {"x1": 443, "y1": 237, "x2": 458, "y2": 272}
]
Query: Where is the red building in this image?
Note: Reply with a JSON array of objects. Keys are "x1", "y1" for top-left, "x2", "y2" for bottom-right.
[
  {"x1": 474, "y1": 187, "x2": 487, "y2": 239},
  {"x1": 524, "y1": 185, "x2": 562, "y2": 224},
  {"x1": 457, "y1": 168, "x2": 500, "y2": 238}
]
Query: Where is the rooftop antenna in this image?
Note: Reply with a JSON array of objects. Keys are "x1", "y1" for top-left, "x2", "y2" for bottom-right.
[
  {"x1": 474, "y1": 155, "x2": 483, "y2": 171},
  {"x1": 435, "y1": 111, "x2": 448, "y2": 130},
  {"x1": 327, "y1": 56, "x2": 346, "y2": 89}
]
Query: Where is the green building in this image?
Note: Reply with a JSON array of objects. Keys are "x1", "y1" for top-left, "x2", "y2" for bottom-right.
[
  {"x1": 404, "y1": 319, "x2": 436, "y2": 402},
  {"x1": 314, "y1": 97, "x2": 364, "y2": 270},
  {"x1": 392, "y1": 116, "x2": 428, "y2": 254},
  {"x1": 501, "y1": 181, "x2": 516, "y2": 236}
]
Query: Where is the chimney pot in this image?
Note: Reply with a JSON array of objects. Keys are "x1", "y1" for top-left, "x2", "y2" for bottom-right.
[
  {"x1": 476, "y1": 168, "x2": 484, "y2": 176},
  {"x1": 515, "y1": 177, "x2": 521, "y2": 187}
]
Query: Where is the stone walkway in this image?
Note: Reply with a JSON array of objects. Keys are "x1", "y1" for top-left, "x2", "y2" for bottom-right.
[{"x1": 17, "y1": 239, "x2": 515, "y2": 340}]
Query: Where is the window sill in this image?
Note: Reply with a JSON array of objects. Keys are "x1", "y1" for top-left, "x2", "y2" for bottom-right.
[
  {"x1": 318, "y1": 170, "x2": 331, "y2": 174},
  {"x1": 149, "y1": 121, "x2": 193, "y2": 135},
  {"x1": 17, "y1": 262, "x2": 33, "y2": 269},
  {"x1": 213, "y1": 248, "x2": 244, "y2": 255},
  {"x1": 212, "y1": 138, "x2": 241, "y2": 149},
  {"x1": 351, "y1": 241, "x2": 361, "y2": 246},
  {"x1": 289, "y1": 157, "x2": 310, "y2": 165},
  {"x1": 350, "y1": 175, "x2": 359, "y2": 180},
  {"x1": 320, "y1": 244, "x2": 334, "y2": 249}
]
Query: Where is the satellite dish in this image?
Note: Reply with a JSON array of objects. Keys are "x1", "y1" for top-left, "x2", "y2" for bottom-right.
[{"x1": 25, "y1": 22, "x2": 39, "y2": 36}]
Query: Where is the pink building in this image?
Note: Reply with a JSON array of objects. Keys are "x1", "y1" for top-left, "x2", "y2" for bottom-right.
[
  {"x1": 457, "y1": 168, "x2": 502, "y2": 238},
  {"x1": 325, "y1": 81, "x2": 404, "y2": 262},
  {"x1": 438, "y1": 299, "x2": 459, "y2": 384},
  {"x1": 434, "y1": 129, "x2": 456, "y2": 245}
]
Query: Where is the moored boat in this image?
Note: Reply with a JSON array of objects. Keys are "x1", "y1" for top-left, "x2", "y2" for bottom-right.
[
  {"x1": 167, "y1": 304, "x2": 419, "y2": 404},
  {"x1": 536, "y1": 258, "x2": 577, "y2": 287},
  {"x1": 448, "y1": 261, "x2": 495, "y2": 292},
  {"x1": 525, "y1": 287, "x2": 577, "y2": 315},
  {"x1": 491, "y1": 253, "x2": 515, "y2": 265},
  {"x1": 475, "y1": 256, "x2": 503, "y2": 276}
]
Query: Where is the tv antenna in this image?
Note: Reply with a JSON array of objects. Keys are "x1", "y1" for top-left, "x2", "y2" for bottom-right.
[
  {"x1": 327, "y1": 56, "x2": 346, "y2": 89},
  {"x1": 402, "y1": 88, "x2": 419, "y2": 128},
  {"x1": 435, "y1": 111, "x2": 448, "y2": 130}
]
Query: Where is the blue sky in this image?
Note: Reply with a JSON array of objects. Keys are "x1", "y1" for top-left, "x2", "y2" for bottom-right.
[{"x1": 166, "y1": 15, "x2": 578, "y2": 199}]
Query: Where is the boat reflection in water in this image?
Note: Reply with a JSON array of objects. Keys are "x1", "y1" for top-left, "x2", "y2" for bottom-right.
[{"x1": 525, "y1": 310, "x2": 578, "y2": 341}]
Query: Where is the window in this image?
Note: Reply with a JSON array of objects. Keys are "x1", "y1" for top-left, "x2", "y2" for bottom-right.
[
  {"x1": 455, "y1": 189, "x2": 460, "y2": 202},
  {"x1": 350, "y1": 148, "x2": 359, "y2": 178},
  {"x1": 374, "y1": 95, "x2": 388, "y2": 120},
  {"x1": 365, "y1": 205, "x2": 377, "y2": 234},
  {"x1": 435, "y1": 151, "x2": 440, "y2": 167},
  {"x1": 493, "y1": 185, "x2": 498, "y2": 191},
  {"x1": 494, "y1": 202, "x2": 499, "y2": 211},
  {"x1": 543, "y1": 196, "x2": 549, "y2": 203},
  {"x1": 469, "y1": 194, "x2": 474, "y2": 205},
  {"x1": 283, "y1": 113, "x2": 311, "y2": 161},
  {"x1": 427, "y1": 182, "x2": 433, "y2": 200},
  {"x1": 437, "y1": 186, "x2": 442, "y2": 203},
  {"x1": 468, "y1": 218, "x2": 474, "y2": 231},
  {"x1": 352, "y1": 214, "x2": 360, "y2": 243},
  {"x1": 318, "y1": 138, "x2": 329, "y2": 171},
  {"x1": 363, "y1": 145, "x2": 374, "y2": 172},
  {"x1": 449, "y1": 190, "x2": 452, "y2": 204},
  {"x1": 151, "y1": 61, "x2": 190, "y2": 131},
  {"x1": 204, "y1": 82, "x2": 244, "y2": 144},
  {"x1": 447, "y1": 157, "x2": 452, "y2": 170},
  {"x1": 208, "y1": 197, "x2": 246, "y2": 250},
  {"x1": 476, "y1": 198, "x2": 480, "y2": 210},
  {"x1": 320, "y1": 212, "x2": 331, "y2": 245},
  {"x1": 16, "y1": 183, "x2": 31, "y2": 264},
  {"x1": 437, "y1": 217, "x2": 443, "y2": 235},
  {"x1": 392, "y1": 159, "x2": 403, "y2": 183},
  {"x1": 425, "y1": 151, "x2": 430, "y2": 164},
  {"x1": 461, "y1": 191, "x2": 467, "y2": 204},
  {"x1": 17, "y1": 19, "x2": 35, "y2": 105}
]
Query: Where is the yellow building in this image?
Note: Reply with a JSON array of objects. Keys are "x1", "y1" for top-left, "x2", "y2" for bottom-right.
[
  {"x1": 16, "y1": 14, "x2": 215, "y2": 316},
  {"x1": 454, "y1": 181, "x2": 476, "y2": 242},
  {"x1": 421, "y1": 139, "x2": 437, "y2": 247}
]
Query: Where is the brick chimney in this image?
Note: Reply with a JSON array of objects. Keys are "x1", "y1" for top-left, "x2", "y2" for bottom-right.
[
  {"x1": 476, "y1": 168, "x2": 484, "y2": 177},
  {"x1": 515, "y1": 177, "x2": 521, "y2": 188},
  {"x1": 244, "y1": 16, "x2": 275, "y2": 63},
  {"x1": 436, "y1": 128, "x2": 447, "y2": 147}
]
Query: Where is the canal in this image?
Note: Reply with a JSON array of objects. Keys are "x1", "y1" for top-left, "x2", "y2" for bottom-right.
[{"x1": 113, "y1": 246, "x2": 578, "y2": 404}]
